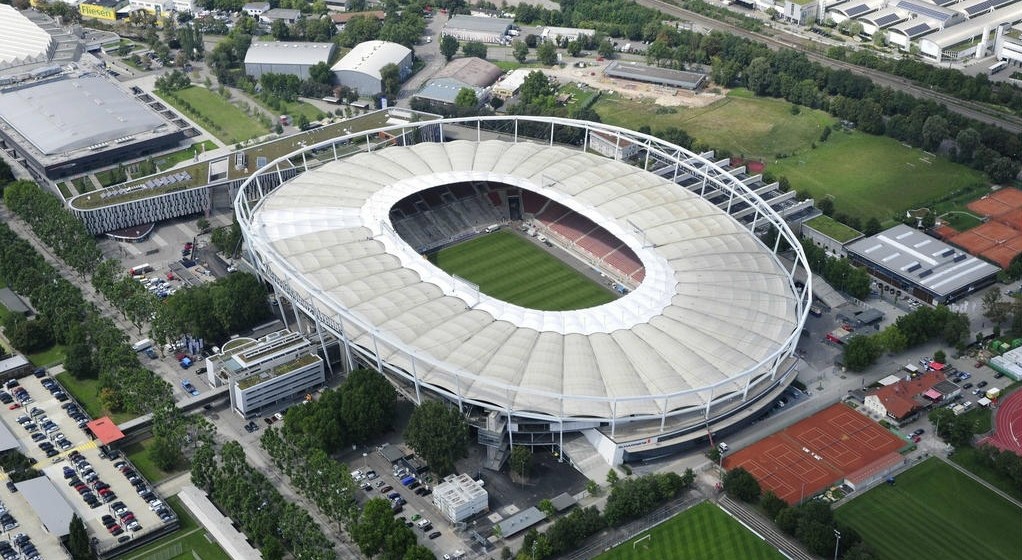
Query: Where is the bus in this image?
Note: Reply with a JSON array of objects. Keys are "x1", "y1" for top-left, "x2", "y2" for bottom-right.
[
  {"x1": 128, "y1": 263, "x2": 152, "y2": 276},
  {"x1": 989, "y1": 60, "x2": 1008, "y2": 74}
]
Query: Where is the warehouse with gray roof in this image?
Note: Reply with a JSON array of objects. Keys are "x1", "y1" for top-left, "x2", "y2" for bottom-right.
[
  {"x1": 0, "y1": 75, "x2": 184, "y2": 180},
  {"x1": 244, "y1": 41, "x2": 336, "y2": 80},
  {"x1": 604, "y1": 60, "x2": 706, "y2": 90},
  {"x1": 845, "y1": 224, "x2": 1000, "y2": 304},
  {"x1": 441, "y1": 15, "x2": 513, "y2": 43}
]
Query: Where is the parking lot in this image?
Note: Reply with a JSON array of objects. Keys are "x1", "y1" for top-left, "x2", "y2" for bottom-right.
[{"x1": 0, "y1": 370, "x2": 176, "y2": 554}]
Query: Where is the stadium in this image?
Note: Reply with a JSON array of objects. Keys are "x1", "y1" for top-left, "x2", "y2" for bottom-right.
[{"x1": 236, "y1": 116, "x2": 811, "y2": 466}]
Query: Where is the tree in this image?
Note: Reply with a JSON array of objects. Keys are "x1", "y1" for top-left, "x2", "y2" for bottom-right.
[
  {"x1": 933, "y1": 350, "x2": 946, "y2": 364},
  {"x1": 723, "y1": 467, "x2": 761, "y2": 502},
  {"x1": 462, "y1": 41, "x2": 487, "y2": 59},
  {"x1": 380, "y1": 63, "x2": 401, "y2": 98},
  {"x1": 864, "y1": 217, "x2": 882, "y2": 236},
  {"x1": 518, "y1": 70, "x2": 555, "y2": 106},
  {"x1": 761, "y1": 490, "x2": 788, "y2": 519},
  {"x1": 404, "y1": 400, "x2": 470, "y2": 475},
  {"x1": 597, "y1": 38, "x2": 614, "y2": 58},
  {"x1": 512, "y1": 39, "x2": 528, "y2": 63},
  {"x1": 349, "y1": 498, "x2": 394, "y2": 556},
  {"x1": 338, "y1": 368, "x2": 396, "y2": 444},
  {"x1": 983, "y1": 289, "x2": 1010, "y2": 326},
  {"x1": 67, "y1": 515, "x2": 95, "y2": 560},
  {"x1": 64, "y1": 343, "x2": 97, "y2": 380},
  {"x1": 150, "y1": 435, "x2": 184, "y2": 471},
  {"x1": 566, "y1": 39, "x2": 582, "y2": 57},
  {"x1": 309, "y1": 61, "x2": 333, "y2": 85},
  {"x1": 439, "y1": 35, "x2": 459, "y2": 61},
  {"x1": 510, "y1": 445, "x2": 532, "y2": 480},
  {"x1": 454, "y1": 87, "x2": 478, "y2": 108},
  {"x1": 843, "y1": 335, "x2": 881, "y2": 371},
  {"x1": 536, "y1": 41, "x2": 557, "y2": 65}
]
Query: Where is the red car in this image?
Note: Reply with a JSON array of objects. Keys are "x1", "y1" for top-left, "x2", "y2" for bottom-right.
[
  {"x1": 7, "y1": 403, "x2": 19, "y2": 410},
  {"x1": 379, "y1": 485, "x2": 393, "y2": 494}
]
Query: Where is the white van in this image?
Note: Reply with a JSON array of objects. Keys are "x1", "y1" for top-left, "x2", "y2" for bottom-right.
[{"x1": 484, "y1": 224, "x2": 501, "y2": 233}]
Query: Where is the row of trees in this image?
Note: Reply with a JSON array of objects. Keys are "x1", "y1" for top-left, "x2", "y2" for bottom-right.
[
  {"x1": 965, "y1": 443, "x2": 1022, "y2": 491},
  {"x1": 724, "y1": 468, "x2": 874, "y2": 559},
  {"x1": 801, "y1": 240, "x2": 872, "y2": 300},
  {"x1": 191, "y1": 441, "x2": 336, "y2": 560},
  {"x1": 843, "y1": 305, "x2": 970, "y2": 371},
  {"x1": 518, "y1": 470, "x2": 695, "y2": 560},
  {"x1": 259, "y1": 369, "x2": 395, "y2": 526},
  {"x1": 4, "y1": 181, "x2": 101, "y2": 276}
]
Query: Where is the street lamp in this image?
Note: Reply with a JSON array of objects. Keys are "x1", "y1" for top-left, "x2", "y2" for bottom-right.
[{"x1": 833, "y1": 529, "x2": 842, "y2": 560}]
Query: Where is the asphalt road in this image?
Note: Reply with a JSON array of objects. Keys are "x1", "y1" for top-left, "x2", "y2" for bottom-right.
[{"x1": 633, "y1": 0, "x2": 1022, "y2": 134}]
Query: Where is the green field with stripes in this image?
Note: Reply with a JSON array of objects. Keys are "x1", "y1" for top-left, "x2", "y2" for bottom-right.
[
  {"x1": 835, "y1": 458, "x2": 1020, "y2": 560},
  {"x1": 596, "y1": 502, "x2": 785, "y2": 560},
  {"x1": 427, "y1": 231, "x2": 614, "y2": 311}
]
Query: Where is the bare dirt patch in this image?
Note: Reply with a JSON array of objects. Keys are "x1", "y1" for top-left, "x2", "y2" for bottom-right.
[{"x1": 543, "y1": 60, "x2": 724, "y2": 107}]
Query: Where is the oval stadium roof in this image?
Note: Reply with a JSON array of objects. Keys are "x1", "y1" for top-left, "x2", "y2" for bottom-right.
[{"x1": 247, "y1": 140, "x2": 799, "y2": 419}]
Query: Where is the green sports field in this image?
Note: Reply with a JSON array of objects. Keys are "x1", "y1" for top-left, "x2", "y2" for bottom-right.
[
  {"x1": 835, "y1": 458, "x2": 1021, "y2": 560},
  {"x1": 596, "y1": 502, "x2": 785, "y2": 560},
  {"x1": 427, "y1": 231, "x2": 615, "y2": 311},
  {"x1": 768, "y1": 130, "x2": 985, "y2": 222}
]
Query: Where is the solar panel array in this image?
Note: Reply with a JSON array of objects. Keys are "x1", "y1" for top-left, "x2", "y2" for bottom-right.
[
  {"x1": 902, "y1": 21, "x2": 934, "y2": 35},
  {"x1": 845, "y1": 3, "x2": 874, "y2": 17},
  {"x1": 897, "y1": 0, "x2": 953, "y2": 21},
  {"x1": 961, "y1": 0, "x2": 1012, "y2": 16},
  {"x1": 874, "y1": 12, "x2": 904, "y2": 26},
  {"x1": 98, "y1": 171, "x2": 192, "y2": 199}
]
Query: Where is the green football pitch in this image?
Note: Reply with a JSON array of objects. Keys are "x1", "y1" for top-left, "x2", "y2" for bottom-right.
[
  {"x1": 835, "y1": 458, "x2": 1021, "y2": 560},
  {"x1": 596, "y1": 502, "x2": 785, "y2": 560},
  {"x1": 427, "y1": 230, "x2": 615, "y2": 311}
]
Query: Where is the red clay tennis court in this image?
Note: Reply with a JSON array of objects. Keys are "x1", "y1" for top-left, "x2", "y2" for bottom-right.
[
  {"x1": 723, "y1": 403, "x2": 905, "y2": 504},
  {"x1": 949, "y1": 188, "x2": 1022, "y2": 268}
]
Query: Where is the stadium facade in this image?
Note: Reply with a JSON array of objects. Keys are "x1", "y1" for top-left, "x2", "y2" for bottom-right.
[{"x1": 236, "y1": 116, "x2": 811, "y2": 467}]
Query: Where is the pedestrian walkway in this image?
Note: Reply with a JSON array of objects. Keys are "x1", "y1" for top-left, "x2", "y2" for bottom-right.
[{"x1": 717, "y1": 495, "x2": 816, "y2": 560}]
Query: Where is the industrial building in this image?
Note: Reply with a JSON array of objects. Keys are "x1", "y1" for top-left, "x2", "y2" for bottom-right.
[
  {"x1": 413, "y1": 57, "x2": 500, "y2": 108},
  {"x1": 332, "y1": 40, "x2": 412, "y2": 96},
  {"x1": 431, "y1": 474, "x2": 488, "y2": 523},
  {"x1": 259, "y1": 8, "x2": 302, "y2": 24},
  {"x1": 244, "y1": 41, "x2": 336, "y2": 80},
  {"x1": 604, "y1": 60, "x2": 706, "y2": 90},
  {"x1": 203, "y1": 330, "x2": 326, "y2": 418},
  {"x1": 540, "y1": 26, "x2": 595, "y2": 43},
  {"x1": 919, "y1": 4, "x2": 1022, "y2": 61},
  {"x1": 845, "y1": 224, "x2": 1000, "y2": 305},
  {"x1": 0, "y1": 75, "x2": 185, "y2": 180},
  {"x1": 491, "y1": 68, "x2": 535, "y2": 98},
  {"x1": 441, "y1": 15, "x2": 513, "y2": 43}
]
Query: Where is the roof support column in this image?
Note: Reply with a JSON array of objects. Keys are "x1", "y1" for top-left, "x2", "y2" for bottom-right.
[
  {"x1": 507, "y1": 408, "x2": 514, "y2": 447},
  {"x1": 514, "y1": 119, "x2": 518, "y2": 143},
  {"x1": 700, "y1": 175, "x2": 707, "y2": 197},
  {"x1": 611, "y1": 400, "x2": 617, "y2": 438},
  {"x1": 582, "y1": 124, "x2": 590, "y2": 153},
  {"x1": 549, "y1": 121, "x2": 555, "y2": 146},
  {"x1": 372, "y1": 329, "x2": 383, "y2": 373},
  {"x1": 726, "y1": 187, "x2": 734, "y2": 214},
  {"x1": 313, "y1": 312, "x2": 334, "y2": 378},
  {"x1": 704, "y1": 388, "x2": 714, "y2": 417},
  {"x1": 337, "y1": 314, "x2": 355, "y2": 373},
  {"x1": 476, "y1": 120, "x2": 481, "y2": 142},
  {"x1": 332, "y1": 140, "x2": 338, "y2": 161},
  {"x1": 742, "y1": 376, "x2": 753, "y2": 400},
  {"x1": 411, "y1": 354, "x2": 422, "y2": 405},
  {"x1": 660, "y1": 397, "x2": 668, "y2": 432},
  {"x1": 301, "y1": 151, "x2": 308, "y2": 172}
]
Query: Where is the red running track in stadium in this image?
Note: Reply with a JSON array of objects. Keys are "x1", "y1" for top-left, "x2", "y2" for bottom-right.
[{"x1": 980, "y1": 389, "x2": 1022, "y2": 456}]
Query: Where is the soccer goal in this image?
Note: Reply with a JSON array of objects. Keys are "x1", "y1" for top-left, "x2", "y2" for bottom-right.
[{"x1": 633, "y1": 534, "x2": 652, "y2": 550}]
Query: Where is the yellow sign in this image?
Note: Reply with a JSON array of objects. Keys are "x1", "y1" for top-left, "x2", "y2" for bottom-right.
[{"x1": 79, "y1": 3, "x2": 118, "y2": 20}]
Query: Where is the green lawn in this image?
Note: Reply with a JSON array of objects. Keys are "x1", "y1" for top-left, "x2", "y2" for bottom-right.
[
  {"x1": 594, "y1": 88, "x2": 835, "y2": 160},
  {"x1": 835, "y1": 458, "x2": 1020, "y2": 560},
  {"x1": 120, "y1": 495, "x2": 230, "y2": 560},
  {"x1": 158, "y1": 86, "x2": 269, "y2": 144},
  {"x1": 153, "y1": 140, "x2": 217, "y2": 171},
  {"x1": 55, "y1": 373, "x2": 136, "y2": 424},
  {"x1": 768, "y1": 130, "x2": 985, "y2": 222},
  {"x1": 596, "y1": 502, "x2": 785, "y2": 560},
  {"x1": 950, "y1": 446, "x2": 1022, "y2": 502},
  {"x1": 253, "y1": 96, "x2": 326, "y2": 123},
  {"x1": 124, "y1": 438, "x2": 186, "y2": 483},
  {"x1": 428, "y1": 230, "x2": 615, "y2": 310},
  {"x1": 28, "y1": 345, "x2": 66, "y2": 368},
  {"x1": 803, "y1": 214, "x2": 862, "y2": 242}
]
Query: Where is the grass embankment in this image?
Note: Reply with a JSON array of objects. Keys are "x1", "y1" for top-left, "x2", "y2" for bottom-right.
[{"x1": 55, "y1": 373, "x2": 136, "y2": 424}]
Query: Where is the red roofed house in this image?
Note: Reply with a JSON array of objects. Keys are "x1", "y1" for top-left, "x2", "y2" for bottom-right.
[{"x1": 863, "y1": 371, "x2": 945, "y2": 423}]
